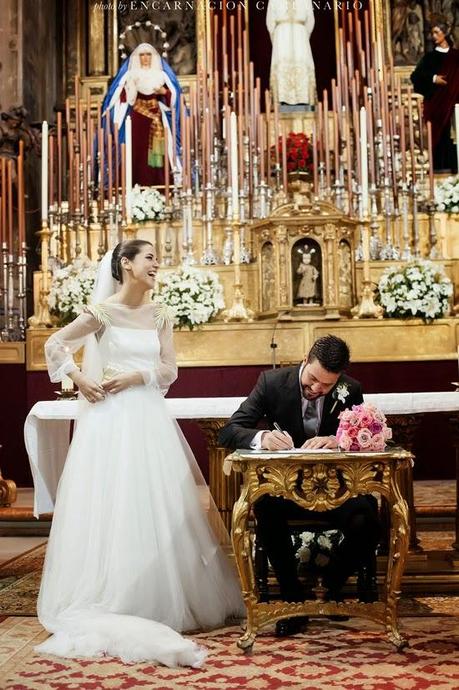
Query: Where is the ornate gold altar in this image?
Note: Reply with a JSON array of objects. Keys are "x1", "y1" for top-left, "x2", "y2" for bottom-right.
[
  {"x1": 252, "y1": 194, "x2": 358, "y2": 318},
  {"x1": 228, "y1": 448, "x2": 412, "y2": 652}
]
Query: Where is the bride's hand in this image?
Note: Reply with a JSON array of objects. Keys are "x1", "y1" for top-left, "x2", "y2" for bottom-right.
[
  {"x1": 72, "y1": 372, "x2": 106, "y2": 404},
  {"x1": 102, "y1": 372, "x2": 142, "y2": 395}
]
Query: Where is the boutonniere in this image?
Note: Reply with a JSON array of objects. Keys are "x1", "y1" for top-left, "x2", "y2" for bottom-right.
[{"x1": 330, "y1": 382, "x2": 350, "y2": 413}]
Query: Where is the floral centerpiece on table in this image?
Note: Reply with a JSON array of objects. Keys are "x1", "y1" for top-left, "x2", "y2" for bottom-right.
[
  {"x1": 377, "y1": 260, "x2": 452, "y2": 322},
  {"x1": 154, "y1": 266, "x2": 225, "y2": 330},
  {"x1": 273, "y1": 132, "x2": 313, "y2": 176},
  {"x1": 434, "y1": 176, "x2": 459, "y2": 214},
  {"x1": 129, "y1": 184, "x2": 166, "y2": 223},
  {"x1": 48, "y1": 258, "x2": 98, "y2": 326},
  {"x1": 336, "y1": 403, "x2": 392, "y2": 452}
]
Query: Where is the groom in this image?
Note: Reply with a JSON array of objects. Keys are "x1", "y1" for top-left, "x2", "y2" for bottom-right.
[{"x1": 219, "y1": 335, "x2": 380, "y2": 636}]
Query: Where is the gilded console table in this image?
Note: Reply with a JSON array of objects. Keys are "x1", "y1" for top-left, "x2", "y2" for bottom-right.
[{"x1": 228, "y1": 447, "x2": 413, "y2": 652}]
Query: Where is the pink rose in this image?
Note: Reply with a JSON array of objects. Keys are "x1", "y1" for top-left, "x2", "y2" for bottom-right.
[
  {"x1": 383, "y1": 426, "x2": 392, "y2": 440},
  {"x1": 357, "y1": 428, "x2": 373, "y2": 448},
  {"x1": 350, "y1": 442, "x2": 360, "y2": 451},
  {"x1": 369, "y1": 421, "x2": 383, "y2": 434},
  {"x1": 359, "y1": 414, "x2": 373, "y2": 427},
  {"x1": 347, "y1": 426, "x2": 359, "y2": 438},
  {"x1": 337, "y1": 432, "x2": 352, "y2": 450},
  {"x1": 369, "y1": 433, "x2": 386, "y2": 451}
]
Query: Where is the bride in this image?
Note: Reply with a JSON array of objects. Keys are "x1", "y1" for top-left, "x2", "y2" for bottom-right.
[{"x1": 37, "y1": 239, "x2": 244, "y2": 667}]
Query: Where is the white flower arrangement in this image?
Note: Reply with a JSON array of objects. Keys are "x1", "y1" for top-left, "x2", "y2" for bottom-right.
[
  {"x1": 129, "y1": 184, "x2": 166, "y2": 222},
  {"x1": 154, "y1": 266, "x2": 225, "y2": 330},
  {"x1": 48, "y1": 258, "x2": 98, "y2": 325},
  {"x1": 435, "y1": 176, "x2": 459, "y2": 214},
  {"x1": 377, "y1": 260, "x2": 453, "y2": 322}
]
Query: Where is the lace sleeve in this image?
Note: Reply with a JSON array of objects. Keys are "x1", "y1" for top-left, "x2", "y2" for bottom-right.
[
  {"x1": 140, "y1": 305, "x2": 178, "y2": 395},
  {"x1": 44, "y1": 310, "x2": 103, "y2": 383}
]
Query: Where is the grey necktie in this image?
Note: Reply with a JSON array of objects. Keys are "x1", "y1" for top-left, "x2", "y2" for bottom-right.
[{"x1": 303, "y1": 398, "x2": 319, "y2": 438}]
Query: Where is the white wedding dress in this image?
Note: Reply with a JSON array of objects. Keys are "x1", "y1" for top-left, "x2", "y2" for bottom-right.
[{"x1": 37, "y1": 302, "x2": 244, "y2": 667}]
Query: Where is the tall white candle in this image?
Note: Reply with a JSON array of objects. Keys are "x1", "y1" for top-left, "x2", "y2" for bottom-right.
[
  {"x1": 41, "y1": 121, "x2": 48, "y2": 221},
  {"x1": 360, "y1": 107, "x2": 369, "y2": 216},
  {"x1": 61, "y1": 374, "x2": 74, "y2": 392},
  {"x1": 230, "y1": 111, "x2": 239, "y2": 219},
  {"x1": 125, "y1": 115, "x2": 133, "y2": 222},
  {"x1": 455, "y1": 104, "x2": 459, "y2": 174}
]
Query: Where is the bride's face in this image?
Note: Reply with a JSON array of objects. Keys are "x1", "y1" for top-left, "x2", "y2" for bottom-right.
[{"x1": 123, "y1": 245, "x2": 159, "y2": 289}]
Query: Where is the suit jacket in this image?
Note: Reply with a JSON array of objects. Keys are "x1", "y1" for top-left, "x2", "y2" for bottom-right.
[{"x1": 218, "y1": 366, "x2": 363, "y2": 450}]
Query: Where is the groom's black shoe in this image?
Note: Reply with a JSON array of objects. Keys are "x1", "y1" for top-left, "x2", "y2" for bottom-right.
[{"x1": 275, "y1": 616, "x2": 309, "y2": 637}]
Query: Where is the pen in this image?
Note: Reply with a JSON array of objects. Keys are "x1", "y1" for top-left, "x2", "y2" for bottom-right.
[{"x1": 273, "y1": 422, "x2": 287, "y2": 435}]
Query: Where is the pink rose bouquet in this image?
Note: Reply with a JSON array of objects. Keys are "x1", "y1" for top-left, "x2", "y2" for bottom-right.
[{"x1": 336, "y1": 403, "x2": 392, "y2": 452}]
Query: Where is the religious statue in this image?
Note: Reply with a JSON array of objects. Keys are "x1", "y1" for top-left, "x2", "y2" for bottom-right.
[
  {"x1": 392, "y1": 1, "x2": 425, "y2": 64},
  {"x1": 266, "y1": 0, "x2": 316, "y2": 107},
  {"x1": 102, "y1": 43, "x2": 182, "y2": 186},
  {"x1": 0, "y1": 106, "x2": 40, "y2": 174},
  {"x1": 411, "y1": 21, "x2": 459, "y2": 172},
  {"x1": 296, "y1": 250, "x2": 319, "y2": 305}
]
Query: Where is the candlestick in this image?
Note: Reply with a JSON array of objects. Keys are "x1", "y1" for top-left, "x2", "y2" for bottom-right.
[
  {"x1": 121, "y1": 143, "x2": 126, "y2": 221},
  {"x1": 7, "y1": 160, "x2": 13, "y2": 250},
  {"x1": 18, "y1": 142, "x2": 25, "y2": 246},
  {"x1": 360, "y1": 107, "x2": 369, "y2": 216},
  {"x1": 49, "y1": 135, "x2": 54, "y2": 208},
  {"x1": 312, "y1": 121, "x2": 319, "y2": 195},
  {"x1": 57, "y1": 111, "x2": 62, "y2": 206},
  {"x1": 455, "y1": 104, "x2": 459, "y2": 173},
  {"x1": 282, "y1": 126, "x2": 287, "y2": 193},
  {"x1": 164, "y1": 126, "x2": 170, "y2": 203},
  {"x1": 41, "y1": 121, "x2": 48, "y2": 221},
  {"x1": 230, "y1": 111, "x2": 239, "y2": 219},
  {"x1": 61, "y1": 374, "x2": 75, "y2": 392},
  {"x1": 426, "y1": 120, "x2": 434, "y2": 199},
  {"x1": 400, "y1": 105, "x2": 406, "y2": 180},
  {"x1": 125, "y1": 115, "x2": 132, "y2": 221}
]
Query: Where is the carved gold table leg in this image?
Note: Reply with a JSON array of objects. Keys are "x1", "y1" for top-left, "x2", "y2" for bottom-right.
[
  {"x1": 384, "y1": 460, "x2": 410, "y2": 650},
  {"x1": 197, "y1": 418, "x2": 242, "y2": 533},
  {"x1": 386, "y1": 415, "x2": 422, "y2": 552},
  {"x1": 232, "y1": 484, "x2": 257, "y2": 651}
]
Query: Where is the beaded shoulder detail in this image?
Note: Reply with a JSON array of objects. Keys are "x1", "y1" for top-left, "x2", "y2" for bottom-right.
[
  {"x1": 153, "y1": 303, "x2": 175, "y2": 330},
  {"x1": 84, "y1": 304, "x2": 112, "y2": 327}
]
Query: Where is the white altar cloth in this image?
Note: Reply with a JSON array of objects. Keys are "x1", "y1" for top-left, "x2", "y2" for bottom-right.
[{"x1": 25, "y1": 393, "x2": 459, "y2": 517}]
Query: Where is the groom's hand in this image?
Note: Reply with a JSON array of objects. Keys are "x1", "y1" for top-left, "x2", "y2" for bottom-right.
[
  {"x1": 301, "y1": 435, "x2": 338, "y2": 449},
  {"x1": 261, "y1": 430, "x2": 294, "y2": 451}
]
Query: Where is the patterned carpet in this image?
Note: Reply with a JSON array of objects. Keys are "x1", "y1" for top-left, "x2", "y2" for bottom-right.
[
  {"x1": 1, "y1": 616, "x2": 458, "y2": 689},
  {"x1": 1, "y1": 543, "x2": 459, "y2": 688}
]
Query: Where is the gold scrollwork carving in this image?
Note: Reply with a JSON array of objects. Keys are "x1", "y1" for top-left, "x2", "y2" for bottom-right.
[{"x1": 229, "y1": 449, "x2": 412, "y2": 652}]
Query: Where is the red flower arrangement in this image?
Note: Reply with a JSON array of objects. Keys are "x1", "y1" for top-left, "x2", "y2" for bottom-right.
[{"x1": 272, "y1": 132, "x2": 314, "y2": 175}]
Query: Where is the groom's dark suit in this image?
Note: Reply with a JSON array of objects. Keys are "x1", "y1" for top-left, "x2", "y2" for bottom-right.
[{"x1": 219, "y1": 365, "x2": 380, "y2": 602}]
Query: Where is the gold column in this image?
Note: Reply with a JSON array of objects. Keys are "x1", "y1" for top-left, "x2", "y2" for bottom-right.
[{"x1": 88, "y1": 0, "x2": 106, "y2": 76}]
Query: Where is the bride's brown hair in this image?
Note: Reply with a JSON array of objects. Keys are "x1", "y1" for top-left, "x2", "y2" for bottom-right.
[{"x1": 111, "y1": 240, "x2": 154, "y2": 283}]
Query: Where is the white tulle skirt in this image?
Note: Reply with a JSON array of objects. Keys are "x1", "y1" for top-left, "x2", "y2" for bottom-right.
[{"x1": 36, "y1": 386, "x2": 244, "y2": 667}]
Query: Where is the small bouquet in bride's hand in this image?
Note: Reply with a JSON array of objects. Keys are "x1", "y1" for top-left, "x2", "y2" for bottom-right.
[{"x1": 336, "y1": 403, "x2": 392, "y2": 452}]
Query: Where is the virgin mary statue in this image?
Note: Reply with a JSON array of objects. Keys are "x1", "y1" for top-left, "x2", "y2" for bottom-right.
[
  {"x1": 266, "y1": 0, "x2": 317, "y2": 106},
  {"x1": 102, "y1": 43, "x2": 182, "y2": 186}
]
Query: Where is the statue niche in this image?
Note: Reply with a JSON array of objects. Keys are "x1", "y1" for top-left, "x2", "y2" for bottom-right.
[
  {"x1": 292, "y1": 239, "x2": 322, "y2": 308},
  {"x1": 261, "y1": 242, "x2": 276, "y2": 313}
]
